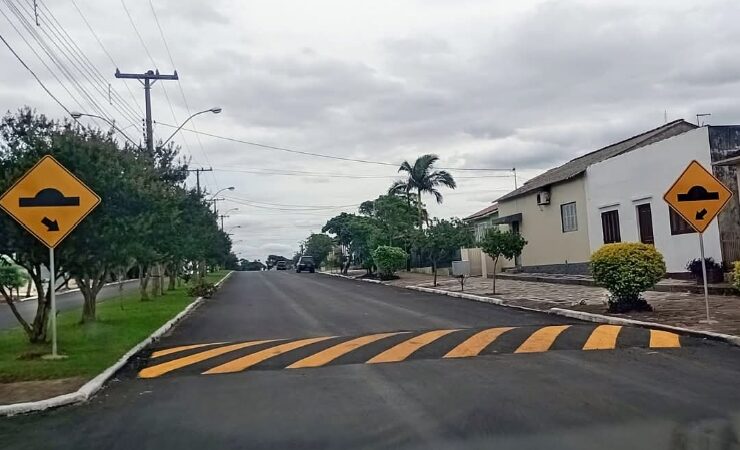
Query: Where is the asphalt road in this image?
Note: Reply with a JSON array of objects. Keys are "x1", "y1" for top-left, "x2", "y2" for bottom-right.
[
  {"x1": 0, "y1": 279, "x2": 140, "y2": 331},
  {"x1": 2, "y1": 271, "x2": 740, "y2": 449}
]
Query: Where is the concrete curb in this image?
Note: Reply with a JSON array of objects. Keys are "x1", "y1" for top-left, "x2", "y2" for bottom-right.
[
  {"x1": 320, "y1": 271, "x2": 740, "y2": 348},
  {"x1": 550, "y1": 308, "x2": 740, "y2": 347},
  {"x1": 17, "y1": 279, "x2": 140, "y2": 303},
  {"x1": 0, "y1": 271, "x2": 234, "y2": 417}
]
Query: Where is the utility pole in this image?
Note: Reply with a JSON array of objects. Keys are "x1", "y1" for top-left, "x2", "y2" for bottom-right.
[
  {"x1": 185, "y1": 167, "x2": 213, "y2": 196},
  {"x1": 209, "y1": 197, "x2": 224, "y2": 214},
  {"x1": 219, "y1": 214, "x2": 228, "y2": 231},
  {"x1": 114, "y1": 69, "x2": 178, "y2": 152}
]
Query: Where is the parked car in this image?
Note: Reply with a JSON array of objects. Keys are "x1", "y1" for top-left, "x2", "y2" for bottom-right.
[
  {"x1": 296, "y1": 256, "x2": 315, "y2": 273},
  {"x1": 276, "y1": 261, "x2": 287, "y2": 270}
]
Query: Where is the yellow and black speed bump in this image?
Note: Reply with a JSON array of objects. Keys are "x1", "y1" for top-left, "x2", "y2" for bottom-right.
[{"x1": 138, "y1": 324, "x2": 689, "y2": 379}]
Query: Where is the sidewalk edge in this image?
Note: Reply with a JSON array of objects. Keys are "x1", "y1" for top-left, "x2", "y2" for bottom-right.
[
  {"x1": 17, "y1": 278, "x2": 140, "y2": 303},
  {"x1": 0, "y1": 271, "x2": 234, "y2": 417},
  {"x1": 320, "y1": 271, "x2": 740, "y2": 348}
]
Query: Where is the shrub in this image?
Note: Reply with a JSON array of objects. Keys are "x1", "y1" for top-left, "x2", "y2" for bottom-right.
[
  {"x1": 591, "y1": 243, "x2": 666, "y2": 313},
  {"x1": 734, "y1": 261, "x2": 740, "y2": 291},
  {"x1": 186, "y1": 281, "x2": 217, "y2": 299},
  {"x1": 372, "y1": 246, "x2": 408, "y2": 280},
  {"x1": 686, "y1": 257, "x2": 722, "y2": 276}
]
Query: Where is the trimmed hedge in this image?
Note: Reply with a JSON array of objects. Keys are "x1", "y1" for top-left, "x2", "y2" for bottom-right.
[
  {"x1": 591, "y1": 242, "x2": 666, "y2": 313},
  {"x1": 372, "y1": 246, "x2": 407, "y2": 280}
]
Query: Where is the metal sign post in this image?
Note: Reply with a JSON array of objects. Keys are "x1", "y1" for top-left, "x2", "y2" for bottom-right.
[
  {"x1": 0, "y1": 155, "x2": 100, "y2": 360},
  {"x1": 664, "y1": 160, "x2": 732, "y2": 325},
  {"x1": 697, "y1": 233, "x2": 714, "y2": 324}
]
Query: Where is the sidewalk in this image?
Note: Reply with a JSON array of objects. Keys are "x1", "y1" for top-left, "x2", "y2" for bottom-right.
[{"x1": 372, "y1": 271, "x2": 740, "y2": 337}]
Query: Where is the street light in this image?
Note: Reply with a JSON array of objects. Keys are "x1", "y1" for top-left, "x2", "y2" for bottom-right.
[
  {"x1": 208, "y1": 186, "x2": 235, "y2": 201},
  {"x1": 226, "y1": 225, "x2": 242, "y2": 233},
  {"x1": 69, "y1": 111, "x2": 140, "y2": 148},
  {"x1": 159, "y1": 107, "x2": 221, "y2": 149}
]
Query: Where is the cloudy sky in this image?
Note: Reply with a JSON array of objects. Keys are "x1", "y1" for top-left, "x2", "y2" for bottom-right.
[{"x1": 2, "y1": 0, "x2": 740, "y2": 260}]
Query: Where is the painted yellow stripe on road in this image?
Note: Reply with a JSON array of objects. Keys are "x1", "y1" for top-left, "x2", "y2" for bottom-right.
[
  {"x1": 649, "y1": 329, "x2": 681, "y2": 348},
  {"x1": 515, "y1": 325, "x2": 571, "y2": 353},
  {"x1": 203, "y1": 336, "x2": 335, "y2": 374},
  {"x1": 287, "y1": 332, "x2": 405, "y2": 369},
  {"x1": 444, "y1": 327, "x2": 515, "y2": 358},
  {"x1": 139, "y1": 340, "x2": 277, "y2": 379},
  {"x1": 151, "y1": 343, "x2": 224, "y2": 359},
  {"x1": 367, "y1": 329, "x2": 458, "y2": 364},
  {"x1": 583, "y1": 325, "x2": 622, "y2": 350}
]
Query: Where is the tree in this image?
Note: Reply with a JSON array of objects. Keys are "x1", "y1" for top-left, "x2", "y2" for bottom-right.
[
  {"x1": 372, "y1": 246, "x2": 407, "y2": 280},
  {"x1": 303, "y1": 233, "x2": 334, "y2": 269},
  {"x1": 392, "y1": 154, "x2": 456, "y2": 228},
  {"x1": 478, "y1": 228, "x2": 527, "y2": 294},
  {"x1": 415, "y1": 218, "x2": 474, "y2": 286},
  {"x1": 0, "y1": 258, "x2": 30, "y2": 336}
]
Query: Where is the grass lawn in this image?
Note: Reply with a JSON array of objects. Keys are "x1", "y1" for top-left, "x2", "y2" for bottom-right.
[{"x1": 0, "y1": 270, "x2": 230, "y2": 383}]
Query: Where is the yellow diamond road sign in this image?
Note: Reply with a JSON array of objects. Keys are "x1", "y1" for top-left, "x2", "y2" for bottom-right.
[
  {"x1": 0, "y1": 155, "x2": 100, "y2": 248},
  {"x1": 663, "y1": 160, "x2": 733, "y2": 233}
]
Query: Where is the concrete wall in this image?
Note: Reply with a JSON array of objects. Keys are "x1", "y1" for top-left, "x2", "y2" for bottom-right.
[
  {"x1": 585, "y1": 127, "x2": 722, "y2": 273},
  {"x1": 497, "y1": 177, "x2": 591, "y2": 268},
  {"x1": 460, "y1": 248, "x2": 483, "y2": 276}
]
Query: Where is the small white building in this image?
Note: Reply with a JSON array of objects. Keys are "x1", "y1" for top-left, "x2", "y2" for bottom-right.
[{"x1": 585, "y1": 127, "x2": 723, "y2": 273}]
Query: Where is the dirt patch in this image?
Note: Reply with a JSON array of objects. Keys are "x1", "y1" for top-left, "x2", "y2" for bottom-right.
[{"x1": 0, "y1": 377, "x2": 87, "y2": 405}]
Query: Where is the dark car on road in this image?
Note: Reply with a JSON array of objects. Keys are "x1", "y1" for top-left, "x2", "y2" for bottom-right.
[
  {"x1": 296, "y1": 256, "x2": 315, "y2": 273},
  {"x1": 276, "y1": 261, "x2": 287, "y2": 270}
]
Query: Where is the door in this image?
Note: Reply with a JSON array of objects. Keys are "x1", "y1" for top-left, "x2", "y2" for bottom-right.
[
  {"x1": 637, "y1": 204, "x2": 654, "y2": 245},
  {"x1": 511, "y1": 221, "x2": 521, "y2": 266}
]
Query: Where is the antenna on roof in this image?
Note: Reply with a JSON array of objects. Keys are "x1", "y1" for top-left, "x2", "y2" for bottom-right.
[
  {"x1": 696, "y1": 113, "x2": 711, "y2": 126},
  {"x1": 664, "y1": 110, "x2": 667, "y2": 124}
]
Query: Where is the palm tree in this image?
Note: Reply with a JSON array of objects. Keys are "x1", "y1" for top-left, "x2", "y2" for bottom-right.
[{"x1": 390, "y1": 154, "x2": 456, "y2": 228}]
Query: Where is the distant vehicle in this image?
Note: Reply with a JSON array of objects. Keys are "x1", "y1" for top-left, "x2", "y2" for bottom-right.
[
  {"x1": 296, "y1": 256, "x2": 315, "y2": 273},
  {"x1": 276, "y1": 261, "x2": 287, "y2": 270}
]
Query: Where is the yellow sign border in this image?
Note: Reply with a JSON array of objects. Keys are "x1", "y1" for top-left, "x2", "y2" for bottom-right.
[
  {"x1": 0, "y1": 155, "x2": 101, "y2": 248},
  {"x1": 662, "y1": 159, "x2": 733, "y2": 233}
]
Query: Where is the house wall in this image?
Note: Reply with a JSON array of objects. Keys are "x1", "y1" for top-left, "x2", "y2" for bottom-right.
[
  {"x1": 497, "y1": 177, "x2": 591, "y2": 270},
  {"x1": 585, "y1": 127, "x2": 722, "y2": 273}
]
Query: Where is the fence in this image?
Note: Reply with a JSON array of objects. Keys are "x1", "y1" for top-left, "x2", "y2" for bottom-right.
[{"x1": 721, "y1": 232, "x2": 740, "y2": 267}]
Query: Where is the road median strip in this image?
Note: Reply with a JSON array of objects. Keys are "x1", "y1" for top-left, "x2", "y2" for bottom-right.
[{"x1": 0, "y1": 271, "x2": 234, "y2": 417}]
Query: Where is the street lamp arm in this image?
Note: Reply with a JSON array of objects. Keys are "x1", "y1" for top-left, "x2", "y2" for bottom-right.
[
  {"x1": 159, "y1": 107, "x2": 221, "y2": 149},
  {"x1": 69, "y1": 112, "x2": 140, "y2": 148}
]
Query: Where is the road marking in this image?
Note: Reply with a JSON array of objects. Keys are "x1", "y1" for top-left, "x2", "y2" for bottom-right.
[
  {"x1": 583, "y1": 325, "x2": 622, "y2": 350},
  {"x1": 203, "y1": 336, "x2": 335, "y2": 374},
  {"x1": 367, "y1": 329, "x2": 458, "y2": 364},
  {"x1": 287, "y1": 332, "x2": 405, "y2": 369},
  {"x1": 649, "y1": 329, "x2": 681, "y2": 348},
  {"x1": 514, "y1": 325, "x2": 571, "y2": 353},
  {"x1": 443, "y1": 327, "x2": 515, "y2": 358},
  {"x1": 150, "y1": 343, "x2": 225, "y2": 359},
  {"x1": 139, "y1": 340, "x2": 277, "y2": 379}
]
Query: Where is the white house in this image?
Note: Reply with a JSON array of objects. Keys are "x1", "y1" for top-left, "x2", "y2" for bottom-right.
[{"x1": 585, "y1": 127, "x2": 723, "y2": 273}]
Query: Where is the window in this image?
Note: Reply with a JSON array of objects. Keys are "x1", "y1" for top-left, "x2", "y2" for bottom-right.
[
  {"x1": 601, "y1": 210, "x2": 621, "y2": 244},
  {"x1": 669, "y1": 207, "x2": 695, "y2": 235},
  {"x1": 561, "y1": 202, "x2": 578, "y2": 232},
  {"x1": 636, "y1": 204, "x2": 654, "y2": 245}
]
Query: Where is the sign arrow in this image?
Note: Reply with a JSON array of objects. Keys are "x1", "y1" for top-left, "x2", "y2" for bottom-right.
[
  {"x1": 41, "y1": 217, "x2": 59, "y2": 231},
  {"x1": 695, "y1": 208, "x2": 708, "y2": 220}
]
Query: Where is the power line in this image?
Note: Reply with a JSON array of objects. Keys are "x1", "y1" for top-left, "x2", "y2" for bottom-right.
[
  {"x1": 69, "y1": 0, "x2": 143, "y2": 116},
  {"x1": 27, "y1": 0, "x2": 141, "y2": 127},
  {"x1": 156, "y1": 122, "x2": 514, "y2": 172},
  {"x1": 1, "y1": 1, "x2": 107, "y2": 127},
  {"x1": 148, "y1": 0, "x2": 218, "y2": 189},
  {"x1": 224, "y1": 195, "x2": 361, "y2": 211},
  {"x1": 0, "y1": 30, "x2": 74, "y2": 115},
  {"x1": 212, "y1": 166, "x2": 514, "y2": 179}
]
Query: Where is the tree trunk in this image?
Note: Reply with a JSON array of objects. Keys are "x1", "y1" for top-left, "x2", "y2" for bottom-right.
[
  {"x1": 417, "y1": 188, "x2": 423, "y2": 229},
  {"x1": 492, "y1": 256, "x2": 499, "y2": 294},
  {"x1": 139, "y1": 264, "x2": 151, "y2": 301},
  {"x1": 78, "y1": 272, "x2": 106, "y2": 323},
  {"x1": 1, "y1": 286, "x2": 32, "y2": 337},
  {"x1": 168, "y1": 262, "x2": 177, "y2": 291},
  {"x1": 433, "y1": 260, "x2": 438, "y2": 287},
  {"x1": 151, "y1": 263, "x2": 161, "y2": 298}
]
